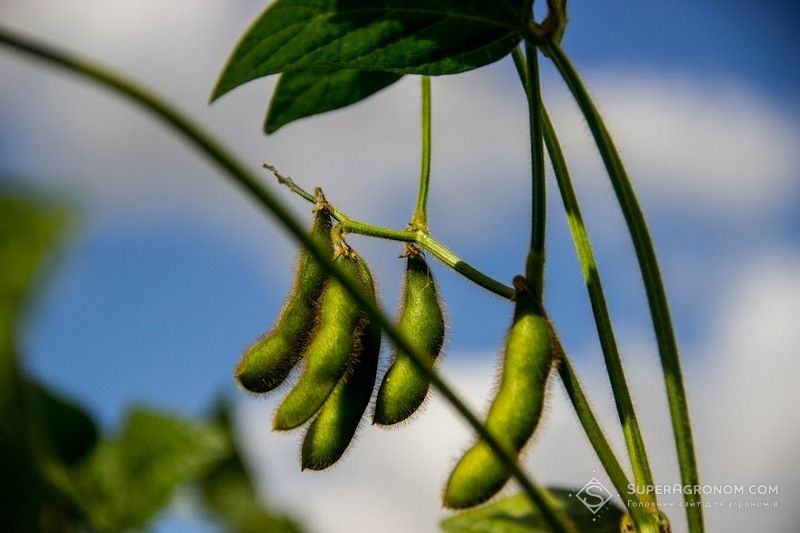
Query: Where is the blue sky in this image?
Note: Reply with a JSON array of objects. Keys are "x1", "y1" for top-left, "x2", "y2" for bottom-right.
[{"x1": 2, "y1": 1, "x2": 799, "y2": 532}]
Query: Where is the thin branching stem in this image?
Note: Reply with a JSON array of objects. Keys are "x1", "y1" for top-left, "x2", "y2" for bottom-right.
[
  {"x1": 554, "y1": 347, "x2": 658, "y2": 531},
  {"x1": 523, "y1": 42, "x2": 546, "y2": 297},
  {"x1": 542, "y1": 39, "x2": 703, "y2": 532},
  {"x1": 513, "y1": 47, "x2": 660, "y2": 530},
  {"x1": 264, "y1": 164, "x2": 514, "y2": 299},
  {"x1": 540, "y1": 108, "x2": 657, "y2": 499}
]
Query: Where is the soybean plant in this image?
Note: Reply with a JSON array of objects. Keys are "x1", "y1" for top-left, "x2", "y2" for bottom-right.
[{"x1": 0, "y1": 2, "x2": 704, "y2": 531}]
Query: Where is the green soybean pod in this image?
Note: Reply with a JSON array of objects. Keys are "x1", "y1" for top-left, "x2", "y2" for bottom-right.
[
  {"x1": 273, "y1": 246, "x2": 374, "y2": 430},
  {"x1": 443, "y1": 276, "x2": 555, "y2": 509},
  {"x1": 235, "y1": 198, "x2": 333, "y2": 393},
  {"x1": 374, "y1": 248, "x2": 445, "y2": 425},
  {"x1": 301, "y1": 258, "x2": 381, "y2": 470}
]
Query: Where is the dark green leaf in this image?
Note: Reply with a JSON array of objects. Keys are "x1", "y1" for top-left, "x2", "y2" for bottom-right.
[
  {"x1": 0, "y1": 341, "x2": 41, "y2": 533},
  {"x1": 266, "y1": 68, "x2": 402, "y2": 133},
  {"x1": 440, "y1": 489, "x2": 625, "y2": 533},
  {"x1": 0, "y1": 190, "x2": 69, "y2": 533},
  {"x1": 212, "y1": 0, "x2": 529, "y2": 100},
  {"x1": 0, "y1": 191, "x2": 67, "y2": 427},
  {"x1": 24, "y1": 379, "x2": 99, "y2": 466},
  {"x1": 62, "y1": 408, "x2": 230, "y2": 532}
]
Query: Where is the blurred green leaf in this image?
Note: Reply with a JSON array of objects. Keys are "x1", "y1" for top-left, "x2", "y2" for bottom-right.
[
  {"x1": 23, "y1": 379, "x2": 99, "y2": 466},
  {"x1": 0, "y1": 192, "x2": 67, "y2": 404},
  {"x1": 0, "y1": 193, "x2": 67, "y2": 316},
  {"x1": 0, "y1": 190, "x2": 303, "y2": 532},
  {"x1": 440, "y1": 489, "x2": 624, "y2": 533},
  {"x1": 212, "y1": 0, "x2": 528, "y2": 101},
  {"x1": 199, "y1": 401, "x2": 304, "y2": 533},
  {"x1": 266, "y1": 68, "x2": 401, "y2": 133},
  {"x1": 0, "y1": 191, "x2": 69, "y2": 533},
  {"x1": 62, "y1": 408, "x2": 230, "y2": 532}
]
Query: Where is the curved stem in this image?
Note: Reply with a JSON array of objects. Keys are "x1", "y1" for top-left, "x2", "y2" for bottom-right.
[
  {"x1": 265, "y1": 164, "x2": 514, "y2": 299},
  {"x1": 541, "y1": 109, "x2": 656, "y2": 498},
  {"x1": 514, "y1": 46, "x2": 658, "y2": 528},
  {"x1": 0, "y1": 28, "x2": 574, "y2": 532},
  {"x1": 412, "y1": 76, "x2": 432, "y2": 229},
  {"x1": 555, "y1": 350, "x2": 660, "y2": 533},
  {"x1": 543, "y1": 39, "x2": 703, "y2": 532},
  {"x1": 523, "y1": 43, "x2": 546, "y2": 297}
]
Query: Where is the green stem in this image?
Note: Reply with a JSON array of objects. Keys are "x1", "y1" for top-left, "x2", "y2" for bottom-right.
[
  {"x1": 414, "y1": 233, "x2": 512, "y2": 299},
  {"x1": 555, "y1": 351, "x2": 660, "y2": 533},
  {"x1": 541, "y1": 109, "x2": 657, "y2": 498},
  {"x1": 523, "y1": 43, "x2": 546, "y2": 297},
  {"x1": 412, "y1": 76, "x2": 432, "y2": 229},
  {"x1": 266, "y1": 161, "x2": 655, "y2": 527},
  {"x1": 543, "y1": 39, "x2": 703, "y2": 532},
  {"x1": 513, "y1": 47, "x2": 660, "y2": 530},
  {"x1": 265, "y1": 164, "x2": 514, "y2": 300},
  {"x1": 0, "y1": 28, "x2": 575, "y2": 532}
]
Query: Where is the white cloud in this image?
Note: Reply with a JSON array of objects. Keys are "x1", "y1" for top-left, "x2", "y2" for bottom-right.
[
  {"x1": 2, "y1": 0, "x2": 798, "y2": 248},
  {"x1": 236, "y1": 251, "x2": 800, "y2": 533},
  {"x1": 543, "y1": 69, "x2": 800, "y2": 220},
  {"x1": 693, "y1": 252, "x2": 800, "y2": 530}
]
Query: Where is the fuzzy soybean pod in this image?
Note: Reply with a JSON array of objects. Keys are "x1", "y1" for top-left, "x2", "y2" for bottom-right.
[
  {"x1": 273, "y1": 246, "x2": 372, "y2": 430},
  {"x1": 235, "y1": 200, "x2": 332, "y2": 393},
  {"x1": 301, "y1": 258, "x2": 381, "y2": 470},
  {"x1": 374, "y1": 249, "x2": 445, "y2": 425},
  {"x1": 443, "y1": 276, "x2": 556, "y2": 509}
]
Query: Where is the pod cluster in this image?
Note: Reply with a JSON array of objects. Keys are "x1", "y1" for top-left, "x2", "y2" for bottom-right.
[
  {"x1": 237, "y1": 206, "x2": 555, "y2": 504},
  {"x1": 235, "y1": 202, "x2": 446, "y2": 470},
  {"x1": 444, "y1": 276, "x2": 557, "y2": 509}
]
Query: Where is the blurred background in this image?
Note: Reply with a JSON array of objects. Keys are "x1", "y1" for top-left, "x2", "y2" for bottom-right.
[{"x1": 1, "y1": 1, "x2": 798, "y2": 531}]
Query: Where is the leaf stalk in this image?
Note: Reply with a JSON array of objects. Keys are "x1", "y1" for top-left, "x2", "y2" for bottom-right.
[{"x1": 412, "y1": 76, "x2": 432, "y2": 229}]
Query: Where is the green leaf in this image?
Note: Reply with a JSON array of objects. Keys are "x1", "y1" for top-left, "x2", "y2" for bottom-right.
[
  {"x1": 266, "y1": 68, "x2": 402, "y2": 133},
  {"x1": 24, "y1": 379, "x2": 99, "y2": 466},
  {"x1": 0, "y1": 192, "x2": 68, "y2": 317},
  {"x1": 0, "y1": 191, "x2": 67, "y2": 427},
  {"x1": 440, "y1": 489, "x2": 625, "y2": 533},
  {"x1": 0, "y1": 190, "x2": 69, "y2": 533},
  {"x1": 63, "y1": 408, "x2": 230, "y2": 532},
  {"x1": 212, "y1": 0, "x2": 529, "y2": 100}
]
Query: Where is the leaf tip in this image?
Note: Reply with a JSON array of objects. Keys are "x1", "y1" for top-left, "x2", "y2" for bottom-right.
[
  {"x1": 263, "y1": 116, "x2": 281, "y2": 135},
  {"x1": 208, "y1": 78, "x2": 229, "y2": 104}
]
